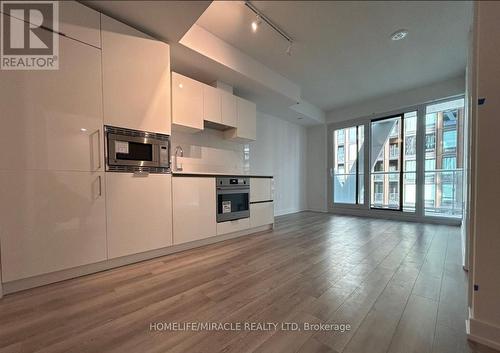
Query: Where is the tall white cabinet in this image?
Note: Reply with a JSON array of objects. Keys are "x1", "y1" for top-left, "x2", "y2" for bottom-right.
[
  {"x1": 101, "y1": 14, "x2": 171, "y2": 134},
  {"x1": 0, "y1": 12, "x2": 107, "y2": 282}
]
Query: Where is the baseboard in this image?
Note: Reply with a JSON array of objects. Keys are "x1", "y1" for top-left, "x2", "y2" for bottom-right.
[
  {"x1": 305, "y1": 208, "x2": 328, "y2": 213},
  {"x1": 1, "y1": 224, "x2": 273, "y2": 295},
  {"x1": 275, "y1": 208, "x2": 306, "y2": 217},
  {"x1": 467, "y1": 314, "x2": 500, "y2": 351}
]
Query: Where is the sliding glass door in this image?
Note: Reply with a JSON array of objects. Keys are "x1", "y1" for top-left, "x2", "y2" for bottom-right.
[{"x1": 369, "y1": 112, "x2": 417, "y2": 212}]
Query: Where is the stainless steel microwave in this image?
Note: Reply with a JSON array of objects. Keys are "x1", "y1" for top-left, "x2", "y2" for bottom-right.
[{"x1": 105, "y1": 125, "x2": 170, "y2": 174}]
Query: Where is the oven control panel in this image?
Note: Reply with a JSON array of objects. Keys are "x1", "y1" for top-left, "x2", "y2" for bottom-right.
[{"x1": 216, "y1": 177, "x2": 249, "y2": 187}]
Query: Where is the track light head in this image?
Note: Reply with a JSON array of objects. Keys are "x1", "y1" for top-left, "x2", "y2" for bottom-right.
[{"x1": 251, "y1": 15, "x2": 261, "y2": 32}]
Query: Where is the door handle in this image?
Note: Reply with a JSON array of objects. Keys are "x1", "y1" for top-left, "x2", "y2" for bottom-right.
[{"x1": 90, "y1": 129, "x2": 101, "y2": 172}]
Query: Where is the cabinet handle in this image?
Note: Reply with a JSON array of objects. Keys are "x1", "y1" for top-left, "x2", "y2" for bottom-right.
[
  {"x1": 90, "y1": 129, "x2": 101, "y2": 172},
  {"x1": 98, "y1": 175, "x2": 102, "y2": 197}
]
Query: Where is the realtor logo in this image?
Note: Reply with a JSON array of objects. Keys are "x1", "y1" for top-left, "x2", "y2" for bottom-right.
[{"x1": 1, "y1": 0, "x2": 59, "y2": 70}]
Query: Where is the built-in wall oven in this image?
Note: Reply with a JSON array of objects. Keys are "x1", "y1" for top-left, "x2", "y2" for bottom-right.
[
  {"x1": 105, "y1": 125, "x2": 170, "y2": 174},
  {"x1": 216, "y1": 177, "x2": 250, "y2": 222}
]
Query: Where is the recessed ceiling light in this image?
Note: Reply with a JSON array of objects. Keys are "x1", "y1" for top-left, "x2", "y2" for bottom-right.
[
  {"x1": 178, "y1": 83, "x2": 183, "y2": 89},
  {"x1": 80, "y1": 128, "x2": 87, "y2": 132},
  {"x1": 390, "y1": 29, "x2": 408, "y2": 41}
]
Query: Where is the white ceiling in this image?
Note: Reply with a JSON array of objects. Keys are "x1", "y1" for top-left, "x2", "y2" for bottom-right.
[
  {"x1": 82, "y1": 0, "x2": 211, "y2": 42},
  {"x1": 196, "y1": 1, "x2": 472, "y2": 112}
]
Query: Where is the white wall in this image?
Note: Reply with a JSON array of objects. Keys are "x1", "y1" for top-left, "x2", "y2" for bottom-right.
[
  {"x1": 327, "y1": 75, "x2": 465, "y2": 124},
  {"x1": 171, "y1": 112, "x2": 308, "y2": 217},
  {"x1": 249, "y1": 112, "x2": 307, "y2": 216},
  {"x1": 306, "y1": 125, "x2": 327, "y2": 212},
  {"x1": 467, "y1": 1, "x2": 500, "y2": 349}
]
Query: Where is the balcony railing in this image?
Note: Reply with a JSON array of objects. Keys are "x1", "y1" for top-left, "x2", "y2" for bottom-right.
[{"x1": 424, "y1": 168, "x2": 463, "y2": 218}]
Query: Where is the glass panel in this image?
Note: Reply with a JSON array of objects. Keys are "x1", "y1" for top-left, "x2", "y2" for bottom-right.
[
  {"x1": 370, "y1": 116, "x2": 401, "y2": 210},
  {"x1": 333, "y1": 125, "x2": 364, "y2": 204},
  {"x1": 424, "y1": 98, "x2": 464, "y2": 218},
  {"x1": 116, "y1": 141, "x2": 153, "y2": 161}
]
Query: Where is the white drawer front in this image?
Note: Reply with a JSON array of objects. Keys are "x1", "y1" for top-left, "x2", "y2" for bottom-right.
[
  {"x1": 250, "y1": 178, "x2": 273, "y2": 203},
  {"x1": 250, "y1": 202, "x2": 274, "y2": 228},
  {"x1": 216, "y1": 218, "x2": 250, "y2": 236}
]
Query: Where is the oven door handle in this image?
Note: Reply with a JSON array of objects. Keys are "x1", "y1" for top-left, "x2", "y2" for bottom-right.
[{"x1": 216, "y1": 188, "x2": 250, "y2": 195}]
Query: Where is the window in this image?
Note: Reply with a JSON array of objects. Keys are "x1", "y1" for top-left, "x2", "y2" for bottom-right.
[
  {"x1": 442, "y1": 157, "x2": 456, "y2": 170},
  {"x1": 333, "y1": 126, "x2": 364, "y2": 204},
  {"x1": 424, "y1": 98, "x2": 464, "y2": 218},
  {"x1": 443, "y1": 130, "x2": 457, "y2": 151},
  {"x1": 337, "y1": 146, "x2": 345, "y2": 163},
  {"x1": 425, "y1": 159, "x2": 435, "y2": 170},
  {"x1": 425, "y1": 134, "x2": 436, "y2": 150},
  {"x1": 443, "y1": 110, "x2": 458, "y2": 127},
  {"x1": 405, "y1": 136, "x2": 416, "y2": 156}
]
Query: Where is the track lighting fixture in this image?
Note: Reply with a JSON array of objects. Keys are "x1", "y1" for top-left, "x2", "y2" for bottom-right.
[{"x1": 251, "y1": 15, "x2": 261, "y2": 32}]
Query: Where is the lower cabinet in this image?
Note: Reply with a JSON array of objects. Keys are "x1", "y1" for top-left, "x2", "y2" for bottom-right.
[
  {"x1": 0, "y1": 170, "x2": 107, "y2": 282},
  {"x1": 106, "y1": 173, "x2": 173, "y2": 259},
  {"x1": 216, "y1": 218, "x2": 251, "y2": 236},
  {"x1": 173, "y1": 177, "x2": 216, "y2": 244},
  {"x1": 250, "y1": 202, "x2": 275, "y2": 228}
]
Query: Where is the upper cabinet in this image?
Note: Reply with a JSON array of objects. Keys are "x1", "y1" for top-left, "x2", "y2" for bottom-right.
[
  {"x1": 225, "y1": 97, "x2": 257, "y2": 142},
  {"x1": 172, "y1": 72, "x2": 204, "y2": 132},
  {"x1": 59, "y1": 1, "x2": 101, "y2": 48},
  {"x1": 203, "y1": 84, "x2": 222, "y2": 125},
  {"x1": 221, "y1": 91, "x2": 237, "y2": 128},
  {"x1": 101, "y1": 14, "x2": 171, "y2": 134},
  {"x1": 0, "y1": 18, "x2": 103, "y2": 172},
  {"x1": 171, "y1": 72, "x2": 256, "y2": 141}
]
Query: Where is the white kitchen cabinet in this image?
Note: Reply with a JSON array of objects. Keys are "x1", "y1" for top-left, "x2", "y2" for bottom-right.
[
  {"x1": 0, "y1": 26, "x2": 103, "y2": 172},
  {"x1": 225, "y1": 97, "x2": 257, "y2": 142},
  {"x1": 101, "y1": 14, "x2": 171, "y2": 134},
  {"x1": 216, "y1": 218, "x2": 251, "y2": 236},
  {"x1": 250, "y1": 178, "x2": 273, "y2": 202},
  {"x1": 5, "y1": 1, "x2": 101, "y2": 48},
  {"x1": 221, "y1": 91, "x2": 237, "y2": 128},
  {"x1": 250, "y1": 202, "x2": 274, "y2": 228},
  {"x1": 106, "y1": 173, "x2": 173, "y2": 259},
  {"x1": 172, "y1": 177, "x2": 216, "y2": 244},
  {"x1": 203, "y1": 84, "x2": 222, "y2": 124},
  {"x1": 0, "y1": 170, "x2": 107, "y2": 282},
  {"x1": 59, "y1": 1, "x2": 101, "y2": 48},
  {"x1": 172, "y1": 72, "x2": 204, "y2": 132}
]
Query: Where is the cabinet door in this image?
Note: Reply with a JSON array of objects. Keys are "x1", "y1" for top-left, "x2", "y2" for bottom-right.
[
  {"x1": 172, "y1": 177, "x2": 216, "y2": 244},
  {"x1": 101, "y1": 15, "x2": 171, "y2": 134},
  {"x1": 216, "y1": 218, "x2": 250, "y2": 236},
  {"x1": 0, "y1": 170, "x2": 107, "y2": 282},
  {"x1": 236, "y1": 97, "x2": 257, "y2": 141},
  {"x1": 250, "y1": 202, "x2": 274, "y2": 228},
  {"x1": 0, "y1": 24, "x2": 103, "y2": 172},
  {"x1": 203, "y1": 84, "x2": 222, "y2": 124},
  {"x1": 59, "y1": 1, "x2": 101, "y2": 48},
  {"x1": 106, "y1": 173, "x2": 173, "y2": 259},
  {"x1": 172, "y1": 72, "x2": 204, "y2": 132},
  {"x1": 250, "y1": 178, "x2": 273, "y2": 202},
  {"x1": 221, "y1": 91, "x2": 237, "y2": 128}
]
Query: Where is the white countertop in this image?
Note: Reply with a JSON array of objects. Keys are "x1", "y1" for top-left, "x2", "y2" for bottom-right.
[{"x1": 172, "y1": 171, "x2": 273, "y2": 178}]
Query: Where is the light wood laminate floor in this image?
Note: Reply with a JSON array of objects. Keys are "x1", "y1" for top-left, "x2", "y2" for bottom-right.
[{"x1": 0, "y1": 212, "x2": 497, "y2": 353}]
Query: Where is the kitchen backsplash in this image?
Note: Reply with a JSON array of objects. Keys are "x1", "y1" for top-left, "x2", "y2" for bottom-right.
[{"x1": 170, "y1": 127, "x2": 250, "y2": 174}]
